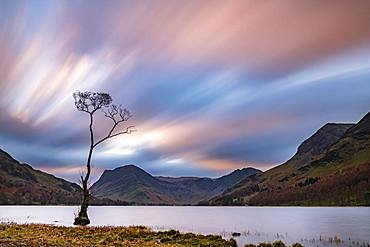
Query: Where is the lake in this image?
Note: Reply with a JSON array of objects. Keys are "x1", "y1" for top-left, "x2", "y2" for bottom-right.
[{"x1": 1, "y1": 206, "x2": 369, "y2": 247}]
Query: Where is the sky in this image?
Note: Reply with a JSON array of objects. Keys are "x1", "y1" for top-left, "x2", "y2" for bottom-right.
[{"x1": 0, "y1": 0, "x2": 370, "y2": 183}]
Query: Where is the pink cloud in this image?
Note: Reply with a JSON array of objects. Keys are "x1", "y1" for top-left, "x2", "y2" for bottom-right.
[{"x1": 96, "y1": 0, "x2": 370, "y2": 74}]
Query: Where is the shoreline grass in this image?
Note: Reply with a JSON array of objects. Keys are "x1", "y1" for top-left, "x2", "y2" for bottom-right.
[{"x1": 0, "y1": 223, "x2": 237, "y2": 247}]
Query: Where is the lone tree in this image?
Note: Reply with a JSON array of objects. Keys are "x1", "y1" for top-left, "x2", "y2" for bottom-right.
[{"x1": 73, "y1": 91, "x2": 135, "y2": 225}]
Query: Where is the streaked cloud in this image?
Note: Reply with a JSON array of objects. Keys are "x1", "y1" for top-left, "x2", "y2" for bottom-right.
[{"x1": 0, "y1": 0, "x2": 369, "y2": 181}]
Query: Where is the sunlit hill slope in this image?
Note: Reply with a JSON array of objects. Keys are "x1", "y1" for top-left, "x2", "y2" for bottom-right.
[{"x1": 209, "y1": 112, "x2": 370, "y2": 206}]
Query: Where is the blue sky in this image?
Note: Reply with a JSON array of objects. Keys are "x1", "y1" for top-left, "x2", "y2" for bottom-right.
[{"x1": 0, "y1": 0, "x2": 369, "y2": 183}]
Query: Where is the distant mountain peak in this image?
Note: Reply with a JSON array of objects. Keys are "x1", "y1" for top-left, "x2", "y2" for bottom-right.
[
  {"x1": 100, "y1": 164, "x2": 149, "y2": 177},
  {"x1": 98, "y1": 164, "x2": 153, "y2": 184},
  {"x1": 291, "y1": 122, "x2": 354, "y2": 167},
  {"x1": 344, "y1": 112, "x2": 370, "y2": 137},
  {"x1": 0, "y1": 148, "x2": 16, "y2": 161},
  {"x1": 218, "y1": 167, "x2": 261, "y2": 179},
  {"x1": 108, "y1": 164, "x2": 145, "y2": 173},
  {"x1": 91, "y1": 164, "x2": 260, "y2": 205}
]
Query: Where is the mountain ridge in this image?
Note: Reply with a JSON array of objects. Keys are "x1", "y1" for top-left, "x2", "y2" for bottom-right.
[
  {"x1": 0, "y1": 149, "x2": 128, "y2": 205},
  {"x1": 209, "y1": 112, "x2": 370, "y2": 206},
  {"x1": 291, "y1": 123, "x2": 354, "y2": 168},
  {"x1": 1, "y1": 112, "x2": 369, "y2": 206},
  {"x1": 91, "y1": 165, "x2": 261, "y2": 205}
]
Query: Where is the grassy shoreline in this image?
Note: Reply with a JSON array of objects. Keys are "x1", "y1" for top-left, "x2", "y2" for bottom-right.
[
  {"x1": 0, "y1": 223, "x2": 308, "y2": 247},
  {"x1": 0, "y1": 223, "x2": 238, "y2": 247}
]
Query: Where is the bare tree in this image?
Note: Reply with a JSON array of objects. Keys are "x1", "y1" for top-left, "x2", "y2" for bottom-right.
[{"x1": 73, "y1": 91, "x2": 135, "y2": 225}]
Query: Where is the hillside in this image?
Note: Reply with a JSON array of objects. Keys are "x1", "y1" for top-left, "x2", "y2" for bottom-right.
[
  {"x1": 209, "y1": 112, "x2": 370, "y2": 206},
  {"x1": 289, "y1": 123, "x2": 353, "y2": 168},
  {"x1": 0, "y1": 146, "x2": 260, "y2": 206},
  {"x1": 90, "y1": 165, "x2": 261, "y2": 205},
  {"x1": 0, "y1": 149, "x2": 82, "y2": 205},
  {"x1": 0, "y1": 149, "x2": 127, "y2": 205}
]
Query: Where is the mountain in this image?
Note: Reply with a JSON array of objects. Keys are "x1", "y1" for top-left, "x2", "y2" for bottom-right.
[
  {"x1": 3, "y1": 112, "x2": 369, "y2": 206},
  {"x1": 0, "y1": 149, "x2": 81, "y2": 205},
  {"x1": 0, "y1": 149, "x2": 126, "y2": 205},
  {"x1": 209, "y1": 112, "x2": 370, "y2": 206},
  {"x1": 0, "y1": 146, "x2": 260, "y2": 206},
  {"x1": 290, "y1": 123, "x2": 354, "y2": 168},
  {"x1": 90, "y1": 165, "x2": 261, "y2": 205}
]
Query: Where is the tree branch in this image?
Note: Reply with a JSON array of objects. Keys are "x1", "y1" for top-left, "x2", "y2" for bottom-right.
[
  {"x1": 101, "y1": 108, "x2": 117, "y2": 124},
  {"x1": 108, "y1": 125, "x2": 136, "y2": 139},
  {"x1": 93, "y1": 125, "x2": 135, "y2": 148}
]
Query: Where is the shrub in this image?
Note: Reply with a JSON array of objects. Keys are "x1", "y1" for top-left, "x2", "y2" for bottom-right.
[
  {"x1": 244, "y1": 244, "x2": 256, "y2": 247},
  {"x1": 258, "y1": 242, "x2": 272, "y2": 247},
  {"x1": 167, "y1": 229, "x2": 179, "y2": 235},
  {"x1": 291, "y1": 243, "x2": 303, "y2": 247},
  {"x1": 273, "y1": 240, "x2": 286, "y2": 247},
  {"x1": 229, "y1": 238, "x2": 238, "y2": 247},
  {"x1": 160, "y1": 236, "x2": 171, "y2": 243}
]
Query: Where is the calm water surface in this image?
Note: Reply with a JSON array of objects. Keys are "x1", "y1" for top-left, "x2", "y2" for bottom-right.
[{"x1": 1, "y1": 206, "x2": 369, "y2": 247}]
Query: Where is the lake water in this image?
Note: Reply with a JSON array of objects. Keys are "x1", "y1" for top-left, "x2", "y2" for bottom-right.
[{"x1": 1, "y1": 206, "x2": 369, "y2": 247}]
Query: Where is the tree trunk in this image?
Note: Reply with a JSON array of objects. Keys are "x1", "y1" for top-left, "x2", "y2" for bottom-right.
[
  {"x1": 74, "y1": 180, "x2": 90, "y2": 225},
  {"x1": 74, "y1": 114, "x2": 94, "y2": 226}
]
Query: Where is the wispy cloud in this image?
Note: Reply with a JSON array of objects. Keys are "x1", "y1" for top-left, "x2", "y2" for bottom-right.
[{"x1": 0, "y1": 0, "x2": 369, "y2": 181}]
